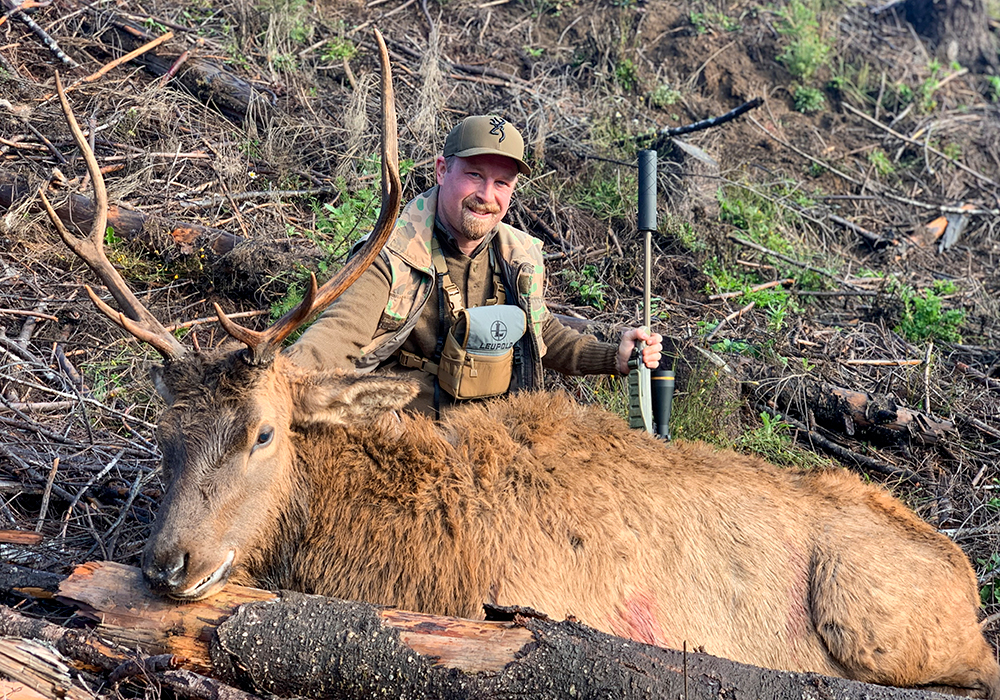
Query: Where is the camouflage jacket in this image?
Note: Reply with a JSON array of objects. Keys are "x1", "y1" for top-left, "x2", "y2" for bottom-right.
[{"x1": 354, "y1": 186, "x2": 548, "y2": 391}]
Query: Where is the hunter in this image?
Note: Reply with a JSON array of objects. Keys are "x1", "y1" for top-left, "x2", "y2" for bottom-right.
[{"x1": 286, "y1": 115, "x2": 663, "y2": 416}]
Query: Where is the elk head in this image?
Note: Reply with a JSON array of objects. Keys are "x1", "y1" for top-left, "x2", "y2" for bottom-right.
[{"x1": 43, "y1": 30, "x2": 403, "y2": 600}]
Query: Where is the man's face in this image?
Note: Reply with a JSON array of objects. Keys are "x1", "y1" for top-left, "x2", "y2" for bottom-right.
[{"x1": 435, "y1": 154, "x2": 519, "y2": 246}]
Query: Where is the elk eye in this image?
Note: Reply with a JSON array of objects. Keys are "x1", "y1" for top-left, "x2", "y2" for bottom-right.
[{"x1": 252, "y1": 427, "x2": 274, "y2": 452}]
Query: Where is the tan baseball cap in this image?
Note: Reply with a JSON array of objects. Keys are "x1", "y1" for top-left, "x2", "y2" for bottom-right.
[{"x1": 443, "y1": 115, "x2": 531, "y2": 177}]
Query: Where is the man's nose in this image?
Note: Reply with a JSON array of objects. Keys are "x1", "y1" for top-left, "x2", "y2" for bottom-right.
[{"x1": 476, "y1": 179, "x2": 497, "y2": 200}]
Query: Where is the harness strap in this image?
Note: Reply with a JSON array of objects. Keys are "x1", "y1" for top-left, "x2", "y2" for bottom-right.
[
  {"x1": 398, "y1": 349, "x2": 440, "y2": 375},
  {"x1": 431, "y1": 236, "x2": 464, "y2": 320}
]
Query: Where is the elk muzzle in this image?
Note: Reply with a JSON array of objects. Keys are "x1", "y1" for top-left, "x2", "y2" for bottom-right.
[{"x1": 142, "y1": 545, "x2": 235, "y2": 600}]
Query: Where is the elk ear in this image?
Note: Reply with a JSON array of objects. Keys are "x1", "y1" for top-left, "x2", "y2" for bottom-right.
[
  {"x1": 293, "y1": 374, "x2": 418, "y2": 425},
  {"x1": 149, "y1": 364, "x2": 175, "y2": 404}
]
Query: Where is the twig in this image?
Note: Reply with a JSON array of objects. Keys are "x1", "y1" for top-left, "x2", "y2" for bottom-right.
[
  {"x1": 704, "y1": 301, "x2": 754, "y2": 342},
  {"x1": 349, "y1": 0, "x2": 417, "y2": 34},
  {"x1": 165, "y1": 309, "x2": 268, "y2": 332},
  {"x1": 35, "y1": 458, "x2": 59, "y2": 532},
  {"x1": 1, "y1": 401, "x2": 77, "y2": 412},
  {"x1": 159, "y1": 49, "x2": 190, "y2": 87},
  {"x1": 828, "y1": 214, "x2": 896, "y2": 248},
  {"x1": 102, "y1": 469, "x2": 149, "y2": 559},
  {"x1": 727, "y1": 235, "x2": 860, "y2": 290},
  {"x1": 3, "y1": 0, "x2": 79, "y2": 68},
  {"x1": 708, "y1": 278, "x2": 793, "y2": 301},
  {"x1": 923, "y1": 341, "x2": 933, "y2": 413},
  {"x1": 21, "y1": 121, "x2": 68, "y2": 164},
  {"x1": 174, "y1": 187, "x2": 336, "y2": 209},
  {"x1": 843, "y1": 102, "x2": 999, "y2": 188},
  {"x1": 59, "y1": 450, "x2": 125, "y2": 541},
  {"x1": 0, "y1": 309, "x2": 59, "y2": 322},
  {"x1": 841, "y1": 358, "x2": 923, "y2": 366},
  {"x1": 747, "y1": 116, "x2": 1000, "y2": 216},
  {"x1": 64, "y1": 31, "x2": 175, "y2": 94},
  {"x1": 956, "y1": 362, "x2": 1000, "y2": 394}
]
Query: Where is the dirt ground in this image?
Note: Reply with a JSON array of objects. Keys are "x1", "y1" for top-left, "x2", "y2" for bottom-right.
[{"x1": 2, "y1": 0, "x2": 1000, "y2": 687}]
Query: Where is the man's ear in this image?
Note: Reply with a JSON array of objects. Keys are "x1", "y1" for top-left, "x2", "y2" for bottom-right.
[
  {"x1": 292, "y1": 373, "x2": 418, "y2": 426},
  {"x1": 435, "y1": 155, "x2": 448, "y2": 185},
  {"x1": 149, "y1": 364, "x2": 175, "y2": 404}
]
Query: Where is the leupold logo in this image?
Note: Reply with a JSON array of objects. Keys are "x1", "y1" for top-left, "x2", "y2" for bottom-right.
[
  {"x1": 490, "y1": 320, "x2": 508, "y2": 341},
  {"x1": 489, "y1": 117, "x2": 506, "y2": 143}
]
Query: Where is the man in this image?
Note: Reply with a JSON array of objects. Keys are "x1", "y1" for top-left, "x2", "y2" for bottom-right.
[{"x1": 286, "y1": 115, "x2": 662, "y2": 416}]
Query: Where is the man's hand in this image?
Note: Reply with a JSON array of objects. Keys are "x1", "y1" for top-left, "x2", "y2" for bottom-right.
[{"x1": 616, "y1": 327, "x2": 663, "y2": 375}]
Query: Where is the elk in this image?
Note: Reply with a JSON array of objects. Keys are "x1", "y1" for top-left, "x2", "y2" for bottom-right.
[{"x1": 43, "y1": 32, "x2": 1000, "y2": 700}]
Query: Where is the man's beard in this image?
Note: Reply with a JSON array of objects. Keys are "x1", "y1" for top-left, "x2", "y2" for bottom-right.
[{"x1": 459, "y1": 194, "x2": 500, "y2": 240}]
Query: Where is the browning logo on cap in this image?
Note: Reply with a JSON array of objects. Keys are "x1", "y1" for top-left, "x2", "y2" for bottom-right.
[
  {"x1": 489, "y1": 116, "x2": 506, "y2": 143},
  {"x1": 443, "y1": 115, "x2": 531, "y2": 176}
]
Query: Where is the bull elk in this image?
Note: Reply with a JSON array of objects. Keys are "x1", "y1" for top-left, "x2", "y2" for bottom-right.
[{"x1": 42, "y1": 30, "x2": 1000, "y2": 699}]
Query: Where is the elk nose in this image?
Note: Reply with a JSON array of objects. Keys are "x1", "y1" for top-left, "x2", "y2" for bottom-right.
[{"x1": 142, "y1": 552, "x2": 187, "y2": 595}]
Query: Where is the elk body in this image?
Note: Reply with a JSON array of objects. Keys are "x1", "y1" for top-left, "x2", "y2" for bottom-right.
[{"x1": 44, "y1": 32, "x2": 999, "y2": 700}]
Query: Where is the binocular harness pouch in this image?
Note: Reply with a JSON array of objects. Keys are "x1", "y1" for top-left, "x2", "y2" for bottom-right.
[{"x1": 397, "y1": 237, "x2": 526, "y2": 399}]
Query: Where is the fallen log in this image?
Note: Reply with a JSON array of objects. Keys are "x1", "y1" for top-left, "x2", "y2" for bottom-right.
[
  {"x1": 54, "y1": 561, "x2": 957, "y2": 700},
  {"x1": 86, "y1": 15, "x2": 274, "y2": 125},
  {"x1": 1, "y1": 173, "x2": 242, "y2": 257},
  {"x1": 757, "y1": 375, "x2": 955, "y2": 446},
  {"x1": 2, "y1": 173, "x2": 324, "y2": 302}
]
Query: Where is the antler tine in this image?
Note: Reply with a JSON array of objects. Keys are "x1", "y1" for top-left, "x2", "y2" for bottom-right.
[
  {"x1": 218, "y1": 27, "x2": 402, "y2": 365},
  {"x1": 39, "y1": 72, "x2": 187, "y2": 361}
]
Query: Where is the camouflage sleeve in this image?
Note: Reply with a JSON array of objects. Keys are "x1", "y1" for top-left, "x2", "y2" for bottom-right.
[
  {"x1": 282, "y1": 256, "x2": 392, "y2": 371},
  {"x1": 539, "y1": 311, "x2": 621, "y2": 376}
]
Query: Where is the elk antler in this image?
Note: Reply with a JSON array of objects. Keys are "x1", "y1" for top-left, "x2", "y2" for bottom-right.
[
  {"x1": 213, "y1": 27, "x2": 402, "y2": 365},
  {"x1": 39, "y1": 73, "x2": 187, "y2": 361}
]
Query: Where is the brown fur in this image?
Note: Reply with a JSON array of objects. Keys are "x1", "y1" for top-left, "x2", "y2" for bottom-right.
[{"x1": 142, "y1": 351, "x2": 1000, "y2": 698}]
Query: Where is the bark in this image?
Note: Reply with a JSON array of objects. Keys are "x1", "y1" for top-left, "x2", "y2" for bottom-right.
[
  {"x1": 903, "y1": 0, "x2": 998, "y2": 69},
  {"x1": 54, "y1": 562, "x2": 957, "y2": 700}
]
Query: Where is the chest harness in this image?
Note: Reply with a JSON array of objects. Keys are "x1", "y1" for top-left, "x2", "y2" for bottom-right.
[{"x1": 396, "y1": 236, "x2": 526, "y2": 400}]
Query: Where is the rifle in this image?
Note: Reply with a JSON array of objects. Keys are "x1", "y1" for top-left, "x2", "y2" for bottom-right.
[{"x1": 628, "y1": 149, "x2": 674, "y2": 439}]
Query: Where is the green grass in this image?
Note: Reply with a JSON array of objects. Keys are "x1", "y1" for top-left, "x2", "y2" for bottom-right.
[
  {"x1": 867, "y1": 149, "x2": 894, "y2": 176},
  {"x1": 273, "y1": 153, "x2": 413, "y2": 323},
  {"x1": 670, "y1": 364, "x2": 741, "y2": 445},
  {"x1": 649, "y1": 84, "x2": 682, "y2": 108},
  {"x1": 689, "y1": 10, "x2": 742, "y2": 34},
  {"x1": 979, "y1": 553, "x2": 1000, "y2": 605},
  {"x1": 614, "y1": 58, "x2": 639, "y2": 92},
  {"x1": 987, "y1": 75, "x2": 1000, "y2": 102},
  {"x1": 736, "y1": 411, "x2": 834, "y2": 468},
  {"x1": 323, "y1": 36, "x2": 357, "y2": 61},
  {"x1": 571, "y1": 167, "x2": 637, "y2": 222}
]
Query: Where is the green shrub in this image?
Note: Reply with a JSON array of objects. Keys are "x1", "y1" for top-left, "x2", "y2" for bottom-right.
[
  {"x1": 868, "y1": 149, "x2": 894, "y2": 176},
  {"x1": 793, "y1": 85, "x2": 826, "y2": 112},
  {"x1": 776, "y1": 0, "x2": 831, "y2": 82},
  {"x1": 895, "y1": 280, "x2": 965, "y2": 343},
  {"x1": 561, "y1": 265, "x2": 608, "y2": 310}
]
